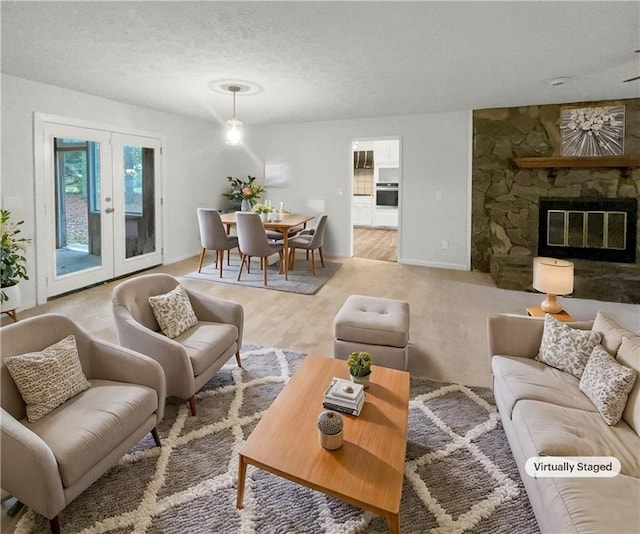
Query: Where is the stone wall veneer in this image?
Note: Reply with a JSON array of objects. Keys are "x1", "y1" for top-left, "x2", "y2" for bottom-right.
[{"x1": 472, "y1": 98, "x2": 640, "y2": 304}]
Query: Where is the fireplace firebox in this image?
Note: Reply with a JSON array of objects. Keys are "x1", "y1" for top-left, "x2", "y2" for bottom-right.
[{"x1": 538, "y1": 197, "x2": 637, "y2": 263}]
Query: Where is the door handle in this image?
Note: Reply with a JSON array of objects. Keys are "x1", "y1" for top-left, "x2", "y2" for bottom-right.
[{"x1": 105, "y1": 207, "x2": 115, "y2": 214}]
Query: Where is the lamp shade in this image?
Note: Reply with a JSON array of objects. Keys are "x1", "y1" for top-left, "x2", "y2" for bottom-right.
[
  {"x1": 533, "y1": 257, "x2": 574, "y2": 295},
  {"x1": 225, "y1": 118, "x2": 243, "y2": 146}
]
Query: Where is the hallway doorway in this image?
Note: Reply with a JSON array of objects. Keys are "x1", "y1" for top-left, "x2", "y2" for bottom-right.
[{"x1": 350, "y1": 137, "x2": 401, "y2": 263}]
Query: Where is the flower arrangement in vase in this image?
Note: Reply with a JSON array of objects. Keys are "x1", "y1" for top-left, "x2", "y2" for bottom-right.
[
  {"x1": 346, "y1": 351, "x2": 372, "y2": 389},
  {"x1": 222, "y1": 176, "x2": 265, "y2": 211},
  {"x1": 1, "y1": 209, "x2": 31, "y2": 309}
]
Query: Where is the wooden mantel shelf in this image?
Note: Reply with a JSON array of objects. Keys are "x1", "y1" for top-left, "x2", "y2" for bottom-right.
[{"x1": 513, "y1": 156, "x2": 640, "y2": 180}]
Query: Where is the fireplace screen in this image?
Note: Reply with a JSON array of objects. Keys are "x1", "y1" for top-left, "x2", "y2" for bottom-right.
[{"x1": 539, "y1": 198, "x2": 637, "y2": 263}]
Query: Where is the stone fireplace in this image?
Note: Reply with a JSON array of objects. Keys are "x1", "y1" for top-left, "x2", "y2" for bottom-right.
[{"x1": 471, "y1": 98, "x2": 640, "y2": 304}]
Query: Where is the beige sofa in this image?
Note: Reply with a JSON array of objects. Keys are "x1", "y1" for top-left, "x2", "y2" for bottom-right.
[
  {"x1": 488, "y1": 313, "x2": 640, "y2": 534},
  {"x1": 1, "y1": 314, "x2": 166, "y2": 533}
]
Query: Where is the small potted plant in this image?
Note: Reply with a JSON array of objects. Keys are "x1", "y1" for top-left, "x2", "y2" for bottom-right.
[
  {"x1": 252, "y1": 203, "x2": 273, "y2": 222},
  {"x1": 346, "y1": 351, "x2": 372, "y2": 388},
  {"x1": 1, "y1": 209, "x2": 31, "y2": 314}
]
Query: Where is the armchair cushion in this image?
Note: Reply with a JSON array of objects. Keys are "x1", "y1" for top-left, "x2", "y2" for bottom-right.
[
  {"x1": 25, "y1": 379, "x2": 158, "y2": 488},
  {"x1": 175, "y1": 322, "x2": 239, "y2": 376},
  {"x1": 148, "y1": 284, "x2": 198, "y2": 339},
  {"x1": 5, "y1": 335, "x2": 91, "y2": 422}
]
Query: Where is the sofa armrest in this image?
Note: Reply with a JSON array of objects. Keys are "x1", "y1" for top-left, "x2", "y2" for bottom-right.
[
  {"x1": 0, "y1": 408, "x2": 65, "y2": 519},
  {"x1": 87, "y1": 339, "x2": 166, "y2": 422},
  {"x1": 488, "y1": 314, "x2": 546, "y2": 360},
  {"x1": 186, "y1": 290, "x2": 244, "y2": 348}
]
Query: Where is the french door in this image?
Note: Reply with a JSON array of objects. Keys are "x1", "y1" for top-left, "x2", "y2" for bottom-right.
[{"x1": 40, "y1": 121, "x2": 162, "y2": 298}]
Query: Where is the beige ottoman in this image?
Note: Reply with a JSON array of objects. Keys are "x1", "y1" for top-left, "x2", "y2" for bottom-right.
[{"x1": 333, "y1": 295, "x2": 410, "y2": 371}]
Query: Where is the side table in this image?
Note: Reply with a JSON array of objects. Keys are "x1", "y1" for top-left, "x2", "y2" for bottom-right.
[{"x1": 526, "y1": 306, "x2": 574, "y2": 322}]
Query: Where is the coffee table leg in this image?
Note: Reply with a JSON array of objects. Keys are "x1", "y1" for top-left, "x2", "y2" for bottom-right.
[
  {"x1": 387, "y1": 513, "x2": 400, "y2": 534},
  {"x1": 237, "y1": 454, "x2": 247, "y2": 509}
]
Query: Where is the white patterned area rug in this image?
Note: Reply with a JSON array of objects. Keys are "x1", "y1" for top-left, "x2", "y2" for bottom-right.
[{"x1": 15, "y1": 345, "x2": 539, "y2": 534}]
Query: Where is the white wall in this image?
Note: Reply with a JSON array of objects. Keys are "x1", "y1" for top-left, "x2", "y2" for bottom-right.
[
  {"x1": 232, "y1": 111, "x2": 472, "y2": 268},
  {"x1": 1, "y1": 74, "x2": 242, "y2": 308}
]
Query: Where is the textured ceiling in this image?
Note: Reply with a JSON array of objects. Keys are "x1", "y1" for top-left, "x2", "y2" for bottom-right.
[{"x1": 2, "y1": 1, "x2": 639, "y2": 126}]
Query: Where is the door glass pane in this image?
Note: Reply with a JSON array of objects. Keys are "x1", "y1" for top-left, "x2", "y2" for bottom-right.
[
  {"x1": 123, "y1": 145, "x2": 156, "y2": 258},
  {"x1": 54, "y1": 138, "x2": 102, "y2": 276},
  {"x1": 567, "y1": 212, "x2": 585, "y2": 248}
]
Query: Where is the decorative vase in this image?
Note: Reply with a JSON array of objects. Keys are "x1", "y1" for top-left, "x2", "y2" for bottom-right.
[
  {"x1": 1, "y1": 283, "x2": 22, "y2": 312},
  {"x1": 259, "y1": 212, "x2": 268, "y2": 223},
  {"x1": 240, "y1": 199, "x2": 252, "y2": 212},
  {"x1": 317, "y1": 410, "x2": 344, "y2": 450},
  {"x1": 350, "y1": 373, "x2": 370, "y2": 389}
]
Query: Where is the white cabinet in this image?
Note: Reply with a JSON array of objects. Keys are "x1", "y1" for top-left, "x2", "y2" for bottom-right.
[
  {"x1": 374, "y1": 140, "x2": 400, "y2": 168},
  {"x1": 352, "y1": 196, "x2": 374, "y2": 226},
  {"x1": 373, "y1": 208, "x2": 398, "y2": 228}
]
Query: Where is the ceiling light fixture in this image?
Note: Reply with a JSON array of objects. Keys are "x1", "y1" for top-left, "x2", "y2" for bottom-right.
[{"x1": 225, "y1": 85, "x2": 243, "y2": 146}]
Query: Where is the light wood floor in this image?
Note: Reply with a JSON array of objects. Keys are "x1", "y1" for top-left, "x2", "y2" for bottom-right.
[
  {"x1": 2, "y1": 254, "x2": 639, "y2": 532},
  {"x1": 353, "y1": 227, "x2": 397, "y2": 262}
]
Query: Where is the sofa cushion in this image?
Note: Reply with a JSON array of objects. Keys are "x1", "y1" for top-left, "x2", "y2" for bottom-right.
[
  {"x1": 549, "y1": 475, "x2": 640, "y2": 534},
  {"x1": 148, "y1": 284, "x2": 198, "y2": 339},
  {"x1": 492, "y1": 355, "x2": 598, "y2": 418},
  {"x1": 617, "y1": 336, "x2": 640, "y2": 435},
  {"x1": 512, "y1": 400, "x2": 640, "y2": 477},
  {"x1": 5, "y1": 335, "x2": 91, "y2": 422},
  {"x1": 579, "y1": 344, "x2": 636, "y2": 426},
  {"x1": 174, "y1": 321, "x2": 238, "y2": 376},
  {"x1": 538, "y1": 314, "x2": 602, "y2": 378},
  {"x1": 24, "y1": 379, "x2": 158, "y2": 488},
  {"x1": 591, "y1": 311, "x2": 637, "y2": 356}
]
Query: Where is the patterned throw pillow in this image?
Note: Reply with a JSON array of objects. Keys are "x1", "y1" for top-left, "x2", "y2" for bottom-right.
[
  {"x1": 5, "y1": 335, "x2": 91, "y2": 423},
  {"x1": 148, "y1": 284, "x2": 198, "y2": 339},
  {"x1": 538, "y1": 314, "x2": 602, "y2": 378},
  {"x1": 579, "y1": 344, "x2": 636, "y2": 425}
]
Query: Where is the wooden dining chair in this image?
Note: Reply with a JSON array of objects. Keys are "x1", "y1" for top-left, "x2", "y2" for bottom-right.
[
  {"x1": 287, "y1": 214, "x2": 328, "y2": 276},
  {"x1": 235, "y1": 212, "x2": 285, "y2": 285},
  {"x1": 197, "y1": 208, "x2": 239, "y2": 277}
]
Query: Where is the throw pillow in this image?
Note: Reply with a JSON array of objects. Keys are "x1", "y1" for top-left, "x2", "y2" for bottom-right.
[
  {"x1": 592, "y1": 311, "x2": 637, "y2": 356},
  {"x1": 5, "y1": 335, "x2": 91, "y2": 423},
  {"x1": 148, "y1": 284, "x2": 198, "y2": 339},
  {"x1": 538, "y1": 314, "x2": 602, "y2": 378},
  {"x1": 579, "y1": 344, "x2": 636, "y2": 426}
]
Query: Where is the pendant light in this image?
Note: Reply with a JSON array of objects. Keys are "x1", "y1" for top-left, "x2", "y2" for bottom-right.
[{"x1": 225, "y1": 85, "x2": 243, "y2": 146}]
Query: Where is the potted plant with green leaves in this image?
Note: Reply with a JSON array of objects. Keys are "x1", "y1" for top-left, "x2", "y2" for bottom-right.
[
  {"x1": 1, "y1": 209, "x2": 31, "y2": 314},
  {"x1": 252, "y1": 203, "x2": 273, "y2": 222},
  {"x1": 346, "y1": 351, "x2": 373, "y2": 388},
  {"x1": 222, "y1": 176, "x2": 265, "y2": 212}
]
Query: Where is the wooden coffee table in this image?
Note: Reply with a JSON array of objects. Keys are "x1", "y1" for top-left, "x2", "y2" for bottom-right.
[{"x1": 237, "y1": 354, "x2": 410, "y2": 533}]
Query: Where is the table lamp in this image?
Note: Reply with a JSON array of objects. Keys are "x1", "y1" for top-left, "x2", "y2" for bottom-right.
[{"x1": 533, "y1": 257, "x2": 574, "y2": 314}]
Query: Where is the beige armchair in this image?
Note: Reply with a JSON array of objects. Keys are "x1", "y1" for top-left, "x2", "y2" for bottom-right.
[
  {"x1": 112, "y1": 273, "x2": 243, "y2": 416},
  {"x1": 1, "y1": 313, "x2": 165, "y2": 534}
]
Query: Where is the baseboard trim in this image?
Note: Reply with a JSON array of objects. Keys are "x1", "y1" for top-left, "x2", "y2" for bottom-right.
[{"x1": 398, "y1": 258, "x2": 469, "y2": 271}]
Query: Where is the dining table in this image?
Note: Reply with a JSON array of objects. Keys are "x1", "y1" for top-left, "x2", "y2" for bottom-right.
[{"x1": 220, "y1": 211, "x2": 315, "y2": 280}]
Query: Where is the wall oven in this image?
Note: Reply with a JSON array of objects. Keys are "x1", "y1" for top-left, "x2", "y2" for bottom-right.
[{"x1": 375, "y1": 182, "x2": 399, "y2": 208}]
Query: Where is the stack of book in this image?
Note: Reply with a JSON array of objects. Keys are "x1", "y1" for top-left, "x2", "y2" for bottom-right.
[{"x1": 323, "y1": 377, "x2": 365, "y2": 416}]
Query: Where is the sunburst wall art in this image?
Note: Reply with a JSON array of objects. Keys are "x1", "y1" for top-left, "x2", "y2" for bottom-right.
[{"x1": 561, "y1": 105, "x2": 625, "y2": 157}]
